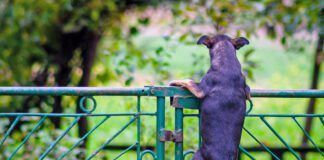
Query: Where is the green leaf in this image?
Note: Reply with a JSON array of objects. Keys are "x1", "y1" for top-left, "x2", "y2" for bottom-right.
[
  {"x1": 243, "y1": 48, "x2": 255, "y2": 60},
  {"x1": 179, "y1": 34, "x2": 188, "y2": 42},
  {"x1": 129, "y1": 26, "x2": 139, "y2": 36},
  {"x1": 138, "y1": 17, "x2": 150, "y2": 26},
  {"x1": 125, "y1": 77, "x2": 134, "y2": 86},
  {"x1": 281, "y1": 37, "x2": 286, "y2": 45},
  {"x1": 155, "y1": 47, "x2": 164, "y2": 55}
]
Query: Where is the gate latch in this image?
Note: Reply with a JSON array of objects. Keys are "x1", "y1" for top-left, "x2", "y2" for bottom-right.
[{"x1": 160, "y1": 129, "x2": 183, "y2": 142}]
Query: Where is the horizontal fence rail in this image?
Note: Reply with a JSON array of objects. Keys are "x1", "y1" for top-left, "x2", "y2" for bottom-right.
[
  {"x1": 0, "y1": 87, "x2": 323, "y2": 97},
  {"x1": 0, "y1": 86, "x2": 323, "y2": 160}
]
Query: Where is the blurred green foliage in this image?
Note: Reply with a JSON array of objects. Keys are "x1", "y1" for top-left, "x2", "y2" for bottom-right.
[{"x1": 0, "y1": 0, "x2": 168, "y2": 87}]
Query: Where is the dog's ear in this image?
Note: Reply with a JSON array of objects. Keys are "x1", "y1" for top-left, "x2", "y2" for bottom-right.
[
  {"x1": 231, "y1": 37, "x2": 249, "y2": 50},
  {"x1": 197, "y1": 35, "x2": 213, "y2": 48}
]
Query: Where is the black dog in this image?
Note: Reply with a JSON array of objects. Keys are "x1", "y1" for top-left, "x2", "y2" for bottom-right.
[{"x1": 170, "y1": 34, "x2": 250, "y2": 160}]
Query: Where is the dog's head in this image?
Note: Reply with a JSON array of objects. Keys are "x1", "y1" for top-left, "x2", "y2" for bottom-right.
[{"x1": 197, "y1": 34, "x2": 249, "y2": 50}]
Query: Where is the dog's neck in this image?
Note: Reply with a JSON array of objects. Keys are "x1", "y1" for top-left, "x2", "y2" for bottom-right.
[{"x1": 209, "y1": 41, "x2": 237, "y2": 71}]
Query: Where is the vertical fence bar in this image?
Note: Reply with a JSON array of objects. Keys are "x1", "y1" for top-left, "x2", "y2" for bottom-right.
[
  {"x1": 137, "y1": 96, "x2": 141, "y2": 160},
  {"x1": 156, "y1": 96, "x2": 165, "y2": 160},
  {"x1": 175, "y1": 107, "x2": 183, "y2": 160}
]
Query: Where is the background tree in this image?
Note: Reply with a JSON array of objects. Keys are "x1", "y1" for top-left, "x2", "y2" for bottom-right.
[{"x1": 0, "y1": 0, "x2": 167, "y2": 150}]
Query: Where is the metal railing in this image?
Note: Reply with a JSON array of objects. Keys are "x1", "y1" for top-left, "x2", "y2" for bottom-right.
[{"x1": 0, "y1": 86, "x2": 323, "y2": 160}]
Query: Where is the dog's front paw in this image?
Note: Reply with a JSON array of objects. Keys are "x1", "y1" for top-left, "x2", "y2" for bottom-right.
[
  {"x1": 168, "y1": 79, "x2": 192, "y2": 87},
  {"x1": 168, "y1": 80, "x2": 181, "y2": 86},
  {"x1": 169, "y1": 79, "x2": 205, "y2": 98}
]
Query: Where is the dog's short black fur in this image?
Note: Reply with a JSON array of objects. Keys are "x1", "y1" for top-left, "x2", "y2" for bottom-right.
[{"x1": 170, "y1": 34, "x2": 250, "y2": 160}]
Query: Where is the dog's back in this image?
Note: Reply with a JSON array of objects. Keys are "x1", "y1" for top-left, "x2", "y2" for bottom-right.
[{"x1": 195, "y1": 35, "x2": 249, "y2": 160}]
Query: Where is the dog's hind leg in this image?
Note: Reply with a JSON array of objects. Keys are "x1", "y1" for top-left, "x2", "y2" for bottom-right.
[
  {"x1": 169, "y1": 79, "x2": 205, "y2": 98},
  {"x1": 192, "y1": 150, "x2": 204, "y2": 160}
]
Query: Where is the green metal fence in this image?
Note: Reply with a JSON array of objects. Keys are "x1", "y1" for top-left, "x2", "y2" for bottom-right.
[{"x1": 0, "y1": 86, "x2": 323, "y2": 160}]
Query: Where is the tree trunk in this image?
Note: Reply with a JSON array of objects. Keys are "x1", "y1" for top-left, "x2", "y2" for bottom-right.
[
  {"x1": 51, "y1": 30, "x2": 85, "y2": 128},
  {"x1": 300, "y1": 34, "x2": 323, "y2": 158},
  {"x1": 76, "y1": 30, "x2": 100, "y2": 154}
]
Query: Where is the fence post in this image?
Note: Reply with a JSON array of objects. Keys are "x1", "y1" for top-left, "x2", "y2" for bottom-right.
[
  {"x1": 156, "y1": 96, "x2": 165, "y2": 160},
  {"x1": 136, "y1": 96, "x2": 141, "y2": 160},
  {"x1": 175, "y1": 107, "x2": 184, "y2": 160}
]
